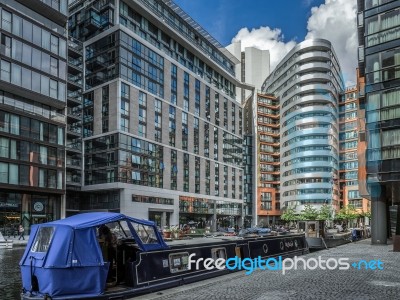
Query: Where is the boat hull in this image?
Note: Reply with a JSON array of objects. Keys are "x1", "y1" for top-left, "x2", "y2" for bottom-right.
[
  {"x1": 306, "y1": 237, "x2": 351, "y2": 250},
  {"x1": 22, "y1": 234, "x2": 308, "y2": 300}
]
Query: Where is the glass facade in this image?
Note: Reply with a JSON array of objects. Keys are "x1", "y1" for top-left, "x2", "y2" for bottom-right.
[
  {"x1": 262, "y1": 39, "x2": 343, "y2": 212},
  {"x1": 358, "y1": 0, "x2": 400, "y2": 243},
  {"x1": 361, "y1": 0, "x2": 400, "y2": 180},
  {"x1": 0, "y1": 0, "x2": 67, "y2": 232},
  {"x1": 67, "y1": 0, "x2": 244, "y2": 227}
]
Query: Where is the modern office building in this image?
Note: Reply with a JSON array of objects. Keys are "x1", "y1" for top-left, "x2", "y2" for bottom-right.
[
  {"x1": 339, "y1": 85, "x2": 370, "y2": 215},
  {"x1": 227, "y1": 40, "x2": 272, "y2": 226},
  {"x1": 0, "y1": 0, "x2": 68, "y2": 232},
  {"x1": 262, "y1": 39, "x2": 343, "y2": 213},
  {"x1": 67, "y1": 0, "x2": 248, "y2": 229},
  {"x1": 357, "y1": 0, "x2": 400, "y2": 243},
  {"x1": 226, "y1": 41, "x2": 270, "y2": 102}
]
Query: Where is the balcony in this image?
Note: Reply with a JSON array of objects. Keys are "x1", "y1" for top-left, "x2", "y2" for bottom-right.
[
  {"x1": 84, "y1": 16, "x2": 101, "y2": 32},
  {"x1": 68, "y1": 37, "x2": 83, "y2": 55},
  {"x1": 68, "y1": 56, "x2": 83, "y2": 71},
  {"x1": 66, "y1": 174, "x2": 81, "y2": 186},
  {"x1": 16, "y1": 0, "x2": 67, "y2": 25},
  {"x1": 50, "y1": 111, "x2": 66, "y2": 123},
  {"x1": 67, "y1": 125, "x2": 82, "y2": 136},
  {"x1": 83, "y1": 115, "x2": 94, "y2": 123},
  {"x1": 67, "y1": 90, "x2": 82, "y2": 103},
  {"x1": 86, "y1": 55, "x2": 107, "y2": 71},
  {"x1": 66, "y1": 158, "x2": 82, "y2": 168},
  {"x1": 67, "y1": 107, "x2": 82, "y2": 120},
  {"x1": 66, "y1": 142, "x2": 82, "y2": 152},
  {"x1": 68, "y1": 74, "x2": 83, "y2": 86}
]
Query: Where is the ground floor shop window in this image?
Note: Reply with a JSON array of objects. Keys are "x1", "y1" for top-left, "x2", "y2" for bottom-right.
[{"x1": 0, "y1": 192, "x2": 61, "y2": 235}]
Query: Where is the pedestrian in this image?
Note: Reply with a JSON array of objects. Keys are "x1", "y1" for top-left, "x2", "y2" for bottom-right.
[{"x1": 18, "y1": 224, "x2": 25, "y2": 240}]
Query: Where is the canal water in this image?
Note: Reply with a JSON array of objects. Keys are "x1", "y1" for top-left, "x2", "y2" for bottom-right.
[{"x1": 0, "y1": 248, "x2": 24, "y2": 299}]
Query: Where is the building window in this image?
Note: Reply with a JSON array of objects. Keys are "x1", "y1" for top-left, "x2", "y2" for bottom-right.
[
  {"x1": 139, "y1": 91, "x2": 147, "y2": 107},
  {"x1": 120, "y1": 117, "x2": 129, "y2": 132},
  {"x1": 155, "y1": 98, "x2": 162, "y2": 113},
  {"x1": 138, "y1": 123, "x2": 146, "y2": 137},
  {"x1": 1, "y1": 10, "x2": 12, "y2": 32},
  {"x1": 0, "y1": 60, "x2": 11, "y2": 82},
  {"x1": 121, "y1": 99, "x2": 129, "y2": 116}
]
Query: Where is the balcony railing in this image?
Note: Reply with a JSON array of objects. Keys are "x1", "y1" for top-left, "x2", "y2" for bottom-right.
[
  {"x1": 68, "y1": 56, "x2": 83, "y2": 70},
  {"x1": 66, "y1": 158, "x2": 82, "y2": 167},
  {"x1": 67, "y1": 90, "x2": 82, "y2": 103},
  {"x1": 50, "y1": 111, "x2": 66, "y2": 123},
  {"x1": 67, "y1": 125, "x2": 82, "y2": 134},
  {"x1": 68, "y1": 74, "x2": 83, "y2": 85},
  {"x1": 68, "y1": 36, "x2": 83, "y2": 53}
]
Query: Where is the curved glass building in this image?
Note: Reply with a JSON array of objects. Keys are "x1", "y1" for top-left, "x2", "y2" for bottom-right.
[{"x1": 261, "y1": 39, "x2": 344, "y2": 213}]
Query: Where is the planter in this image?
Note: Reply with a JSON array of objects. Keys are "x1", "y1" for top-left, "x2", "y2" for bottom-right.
[
  {"x1": 163, "y1": 231, "x2": 171, "y2": 239},
  {"x1": 393, "y1": 235, "x2": 400, "y2": 252},
  {"x1": 172, "y1": 231, "x2": 179, "y2": 239}
]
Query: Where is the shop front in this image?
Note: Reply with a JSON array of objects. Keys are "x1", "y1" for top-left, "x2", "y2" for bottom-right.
[
  {"x1": 0, "y1": 192, "x2": 62, "y2": 235},
  {"x1": 179, "y1": 196, "x2": 242, "y2": 231}
]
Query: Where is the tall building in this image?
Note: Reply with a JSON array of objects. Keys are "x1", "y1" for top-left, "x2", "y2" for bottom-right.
[
  {"x1": 0, "y1": 0, "x2": 68, "y2": 232},
  {"x1": 242, "y1": 93, "x2": 280, "y2": 226},
  {"x1": 227, "y1": 40, "x2": 271, "y2": 226},
  {"x1": 255, "y1": 93, "x2": 280, "y2": 225},
  {"x1": 67, "y1": 0, "x2": 247, "y2": 229},
  {"x1": 357, "y1": 0, "x2": 400, "y2": 243},
  {"x1": 226, "y1": 41, "x2": 270, "y2": 102},
  {"x1": 65, "y1": 36, "x2": 83, "y2": 215},
  {"x1": 339, "y1": 85, "x2": 370, "y2": 215},
  {"x1": 262, "y1": 39, "x2": 343, "y2": 213}
]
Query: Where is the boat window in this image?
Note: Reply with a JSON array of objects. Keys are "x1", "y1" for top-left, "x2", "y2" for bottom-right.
[
  {"x1": 31, "y1": 226, "x2": 54, "y2": 253},
  {"x1": 169, "y1": 252, "x2": 189, "y2": 273},
  {"x1": 104, "y1": 221, "x2": 133, "y2": 239},
  {"x1": 211, "y1": 247, "x2": 226, "y2": 261},
  {"x1": 131, "y1": 223, "x2": 158, "y2": 244}
]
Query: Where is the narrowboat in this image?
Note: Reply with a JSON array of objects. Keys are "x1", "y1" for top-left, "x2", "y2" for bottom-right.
[
  {"x1": 297, "y1": 220, "x2": 352, "y2": 250},
  {"x1": 20, "y1": 212, "x2": 308, "y2": 299}
]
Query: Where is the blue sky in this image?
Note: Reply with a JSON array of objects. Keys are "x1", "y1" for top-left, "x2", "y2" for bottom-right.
[
  {"x1": 173, "y1": 0, "x2": 358, "y2": 85},
  {"x1": 174, "y1": 0, "x2": 325, "y2": 46}
]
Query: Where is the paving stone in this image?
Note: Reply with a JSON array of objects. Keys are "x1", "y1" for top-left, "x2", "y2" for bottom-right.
[{"x1": 132, "y1": 240, "x2": 400, "y2": 300}]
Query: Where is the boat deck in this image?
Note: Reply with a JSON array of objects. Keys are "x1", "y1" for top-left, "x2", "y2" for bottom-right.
[{"x1": 165, "y1": 233, "x2": 305, "y2": 247}]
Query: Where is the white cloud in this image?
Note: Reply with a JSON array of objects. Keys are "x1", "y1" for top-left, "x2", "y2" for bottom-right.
[
  {"x1": 306, "y1": 0, "x2": 357, "y2": 85},
  {"x1": 230, "y1": 0, "x2": 357, "y2": 86},
  {"x1": 231, "y1": 26, "x2": 297, "y2": 71}
]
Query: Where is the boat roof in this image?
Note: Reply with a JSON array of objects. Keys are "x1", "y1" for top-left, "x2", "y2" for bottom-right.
[
  {"x1": 46, "y1": 212, "x2": 156, "y2": 229},
  {"x1": 166, "y1": 233, "x2": 306, "y2": 248}
]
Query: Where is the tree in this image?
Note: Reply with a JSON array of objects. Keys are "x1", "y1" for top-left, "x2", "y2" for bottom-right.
[
  {"x1": 317, "y1": 204, "x2": 332, "y2": 221},
  {"x1": 335, "y1": 205, "x2": 358, "y2": 228},
  {"x1": 281, "y1": 207, "x2": 299, "y2": 223},
  {"x1": 300, "y1": 204, "x2": 318, "y2": 221},
  {"x1": 360, "y1": 209, "x2": 371, "y2": 219},
  {"x1": 317, "y1": 204, "x2": 334, "y2": 229}
]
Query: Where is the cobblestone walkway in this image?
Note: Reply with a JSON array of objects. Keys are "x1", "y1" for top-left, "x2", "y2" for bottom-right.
[{"x1": 133, "y1": 239, "x2": 400, "y2": 300}]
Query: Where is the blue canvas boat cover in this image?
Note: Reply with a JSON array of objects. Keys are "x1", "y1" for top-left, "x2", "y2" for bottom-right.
[{"x1": 19, "y1": 212, "x2": 169, "y2": 298}]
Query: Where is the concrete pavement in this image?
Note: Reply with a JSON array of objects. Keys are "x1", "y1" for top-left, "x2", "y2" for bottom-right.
[
  {"x1": 2, "y1": 235, "x2": 29, "y2": 247},
  {"x1": 133, "y1": 239, "x2": 400, "y2": 300}
]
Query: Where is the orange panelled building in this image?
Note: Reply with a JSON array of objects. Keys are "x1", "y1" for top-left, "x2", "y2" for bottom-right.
[
  {"x1": 339, "y1": 80, "x2": 370, "y2": 216},
  {"x1": 256, "y1": 93, "x2": 280, "y2": 225}
]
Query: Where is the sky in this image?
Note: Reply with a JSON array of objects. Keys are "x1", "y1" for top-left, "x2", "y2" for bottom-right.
[{"x1": 174, "y1": 0, "x2": 358, "y2": 86}]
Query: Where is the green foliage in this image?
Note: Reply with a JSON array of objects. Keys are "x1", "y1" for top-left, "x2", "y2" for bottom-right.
[
  {"x1": 317, "y1": 204, "x2": 332, "y2": 221},
  {"x1": 360, "y1": 209, "x2": 371, "y2": 219},
  {"x1": 300, "y1": 204, "x2": 318, "y2": 221},
  {"x1": 335, "y1": 205, "x2": 359, "y2": 221},
  {"x1": 281, "y1": 207, "x2": 299, "y2": 222}
]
